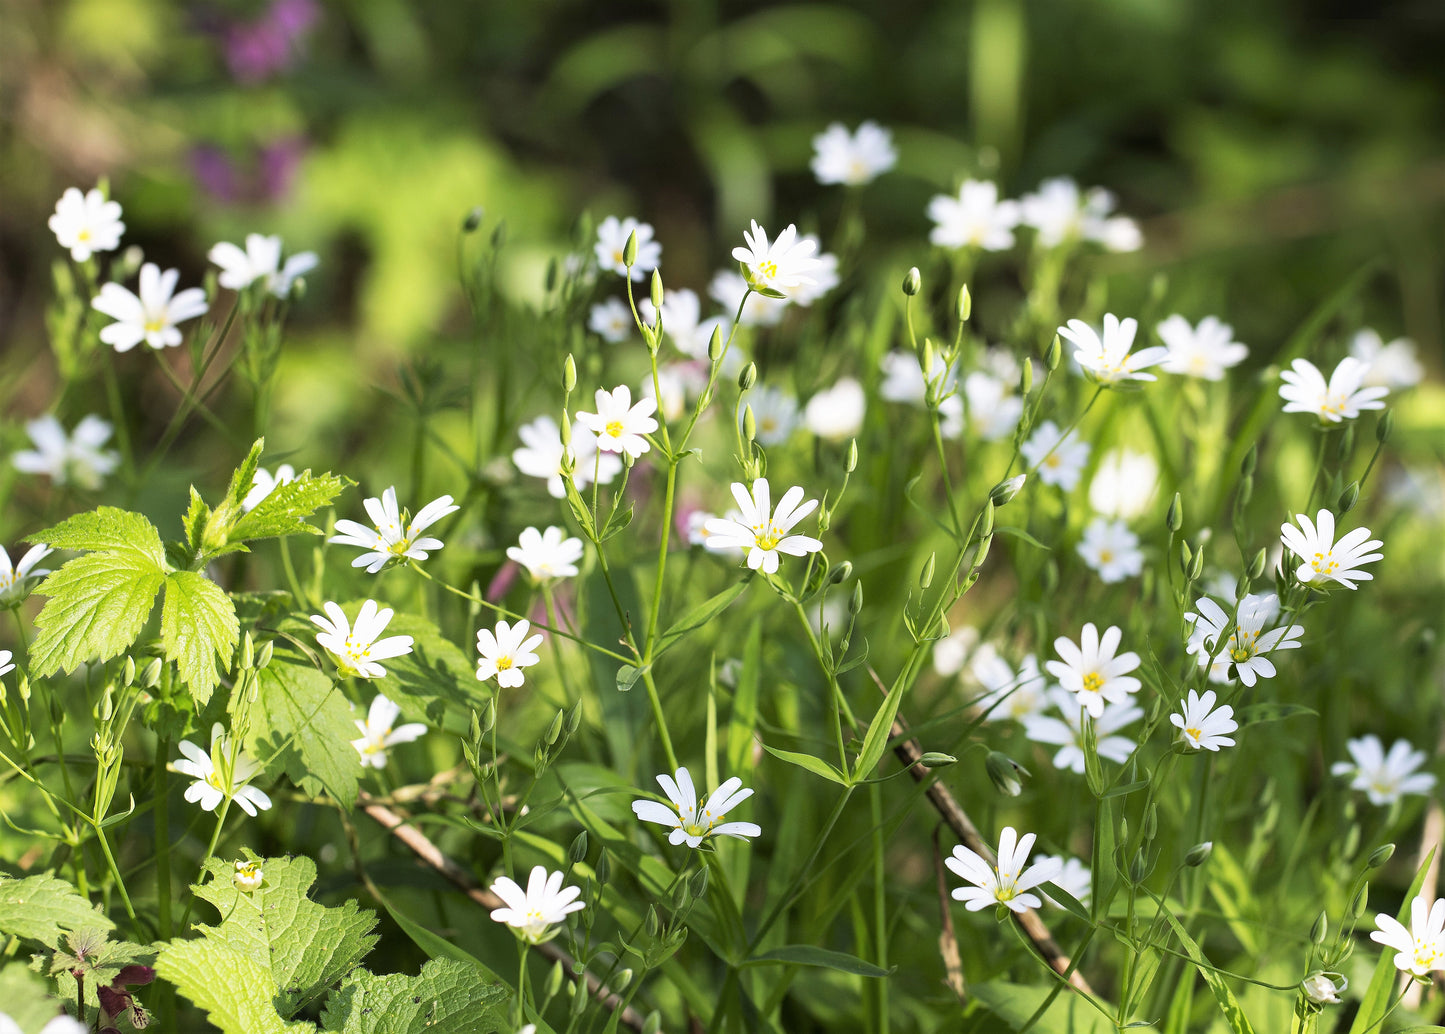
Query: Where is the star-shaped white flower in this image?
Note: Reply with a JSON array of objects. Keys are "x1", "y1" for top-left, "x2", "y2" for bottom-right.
[
  {"x1": 1169, "y1": 689, "x2": 1238, "y2": 752},
  {"x1": 575, "y1": 385, "x2": 658, "y2": 459},
  {"x1": 506, "y1": 526, "x2": 584, "y2": 582},
  {"x1": 1020, "y1": 420, "x2": 1090, "y2": 491},
  {"x1": 1371, "y1": 896, "x2": 1445, "y2": 978},
  {"x1": 802, "y1": 378, "x2": 866, "y2": 441},
  {"x1": 1184, "y1": 592, "x2": 1302, "y2": 685},
  {"x1": 476, "y1": 618, "x2": 544, "y2": 689},
  {"x1": 242, "y1": 464, "x2": 296, "y2": 512},
  {"x1": 232, "y1": 859, "x2": 265, "y2": 892},
  {"x1": 595, "y1": 216, "x2": 661, "y2": 280},
  {"x1": 1059, "y1": 315, "x2": 1168, "y2": 385},
  {"x1": 1045, "y1": 623, "x2": 1141, "y2": 718},
  {"x1": 632, "y1": 767, "x2": 762, "y2": 848},
  {"x1": 311, "y1": 600, "x2": 414, "y2": 680},
  {"x1": 0, "y1": 543, "x2": 53, "y2": 608},
  {"x1": 702, "y1": 478, "x2": 823, "y2": 574},
  {"x1": 12, "y1": 414, "x2": 119, "y2": 490},
  {"x1": 1035, "y1": 854, "x2": 1092, "y2": 908},
  {"x1": 783, "y1": 236, "x2": 840, "y2": 307},
  {"x1": 741, "y1": 385, "x2": 800, "y2": 447},
  {"x1": 49, "y1": 187, "x2": 125, "y2": 262},
  {"x1": 1279, "y1": 509, "x2": 1382, "y2": 591},
  {"x1": 1349, "y1": 329, "x2": 1422, "y2": 389},
  {"x1": 350, "y1": 693, "x2": 427, "y2": 769},
  {"x1": 732, "y1": 220, "x2": 821, "y2": 295},
  {"x1": 962, "y1": 372, "x2": 1023, "y2": 441},
  {"x1": 92, "y1": 262, "x2": 209, "y2": 352},
  {"x1": 971, "y1": 649, "x2": 1049, "y2": 722},
  {"x1": 1019, "y1": 177, "x2": 1142, "y2": 252},
  {"x1": 946, "y1": 827, "x2": 1061, "y2": 913},
  {"x1": 811, "y1": 121, "x2": 897, "y2": 186},
  {"x1": 172, "y1": 723, "x2": 272, "y2": 816},
  {"x1": 927, "y1": 180, "x2": 1020, "y2": 251},
  {"x1": 1156, "y1": 315, "x2": 1249, "y2": 380},
  {"x1": 1022, "y1": 689, "x2": 1141, "y2": 773},
  {"x1": 1332, "y1": 735, "x2": 1436, "y2": 806},
  {"x1": 512, "y1": 415, "x2": 619, "y2": 499},
  {"x1": 1300, "y1": 972, "x2": 1347, "y2": 1005},
  {"x1": 1278, "y1": 357, "x2": 1389, "y2": 423},
  {"x1": 1076, "y1": 517, "x2": 1143, "y2": 584},
  {"x1": 710, "y1": 269, "x2": 788, "y2": 326},
  {"x1": 209, "y1": 234, "x2": 318, "y2": 297},
  {"x1": 329, "y1": 487, "x2": 459, "y2": 574},
  {"x1": 588, "y1": 298, "x2": 634, "y2": 343},
  {"x1": 489, "y1": 866, "x2": 586, "y2": 944}
]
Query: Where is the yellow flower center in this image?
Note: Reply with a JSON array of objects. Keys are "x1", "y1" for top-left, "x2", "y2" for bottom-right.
[
  {"x1": 612, "y1": 250, "x2": 625, "y2": 266},
  {"x1": 387, "y1": 538, "x2": 413, "y2": 555},
  {"x1": 238, "y1": 862, "x2": 261, "y2": 879},
  {"x1": 1310, "y1": 551, "x2": 1339, "y2": 575},
  {"x1": 756, "y1": 260, "x2": 779, "y2": 281},
  {"x1": 605, "y1": 420, "x2": 625, "y2": 438},
  {"x1": 755, "y1": 526, "x2": 783, "y2": 550},
  {"x1": 1044, "y1": 454, "x2": 1061, "y2": 468},
  {"x1": 144, "y1": 318, "x2": 165, "y2": 334},
  {"x1": 496, "y1": 656, "x2": 514, "y2": 671},
  {"x1": 1185, "y1": 726, "x2": 1203, "y2": 742},
  {"x1": 77, "y1": 228, "x2": 92, "y2": 241},
  {"x1": 1098, "y1": 549, "x2": 1114, "y2": 564},
  {"x1": 207, "y1": 772, "x2": 226, "y2": 791},
  {"x1": 1082, "y1": 672, "x2": 1103, "y2": 693}
]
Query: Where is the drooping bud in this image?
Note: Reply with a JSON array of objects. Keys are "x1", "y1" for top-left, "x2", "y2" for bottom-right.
[
  {"x1": 462, "y1": 206, "x2": 484, "y2": 233},
  {"x1": 990, "y1": 474, "x2": 1026, "y2": 506},
  {"x1": 1184, "y1": 841, "x2": 1213, "y2": 867},
  {"x1": 985, "y1": 751, "x2": 1027, "y2": 795},
  {"x1": 902, "y1": 267, "x2": 921, "y2": 296},
  {"x1": 829, "y1": 561, "x2": 853, "y2": 585}
]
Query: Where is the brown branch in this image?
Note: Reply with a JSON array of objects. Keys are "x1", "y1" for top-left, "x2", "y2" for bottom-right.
[
  {"x1": 932, "y1": 827, "x2": 966, "y2": 1002},
  {"x1": 359, "y1": 798, "x2": 648, "y2": 1032}
]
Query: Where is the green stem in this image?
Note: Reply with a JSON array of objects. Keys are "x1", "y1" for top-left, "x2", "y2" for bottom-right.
[{"x1": 180, "y1": 797, "x2": 232, "y2": 929}]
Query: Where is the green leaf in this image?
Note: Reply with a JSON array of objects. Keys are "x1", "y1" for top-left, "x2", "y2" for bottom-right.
[
  {"x1": 191, "y1": 855, "x2": 379, "y2": 1018},
  {"x1": 852, "y1": 672, "x2": 907, "y2": 783},
  {"x1": 1349, "y1": 846, "x2": 1437, "y2": 1034},
  {"x1": 0, "y1": 962, "x2": 65, "y2": 1034},
  {"x1": 229, "y1": 470, "x2": 350, "y2": 543},
  {"x1": 319, "y1": 957, "x2": 510, "y2": 1033},
  {"x1": 155, "y1": 937, "x2": 311, "y2": 1034},
  {"x1": 616, "y1": 663, "x2": 646, "y2": 692},
  {"x1": 183, "y1": 487, "x2": 212, "y2": 553},
  {"x1": 600, "y1": 500, "x2": 635, "y2": 541},
  {"x1": 654, "y1": 581, "x2": 750, "y2": 658},
  {"x1": 1156, "y1": 898, "x2": 1257, "y2": 1034},
  {"x1": 28, "y1": 551, "x2": 165, "y2": 678},
  {"x1": 994, "y1": 525, "x2": 1053, "y2": 551},
  {"x1": 0, "y1": 873, "x2": 113, "y2": 947},
  {"x1": 365, "y1": 884, "x2": 505, "y2": 983},
  {"x1": 726, "y1": 619, "x2": 762, "y2": 774},
  {"x1": 372, "y1": 611, "x2": 481, "y2": 720},
  {"x1": 247, "y1": 659, "x2": 365, "y2": 808},
  {"x1": 761, "y1": 744, "x2": 847, "y2": 785},
  {"x1": 1239, "y1": 703, "x2": 1317, "y2": 724},
  {"x1": 28, "y1": 506, "x2": 164, "y2": 564},
  {"x1": 161, "y1": 570, "x2": 240, "y2": 706},
  {"x1": 223, "y1": 438, "x2": 268, "y2": 513},
  {"x1": 743, "y1": 945, "x2": 891, "y2": 977},
  {"x1": 970, "y1": 980, "x2": 1111, "y2": 1033}
]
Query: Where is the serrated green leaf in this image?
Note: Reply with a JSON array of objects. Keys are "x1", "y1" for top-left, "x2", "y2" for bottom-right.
[
  {"x1": 162, "y1": 571, "x2": 240, "y2": 706},
  {"x1": 319, "y1": 957, "x2": 510, "y2": 1033},
  {"x1": 743, "y1": 944, "x2": 891, "y2": 977},
  {"x1": 155, "y1": 937, "x2": 311, "y2": 1034},
  {"x1": 191, "y1": 855, "x2": 379, "y2": 1018},
  {"x1": 28, "y1": 506, "x2": 164, "y2": 564},
  {"x1": 29, "y1": 551, "x2": 164, "y2": 678},
  {"x1": 184, "y1": 487, "x2": 212, "y2": 553},
  {"x1": 247, "y1": 659, "x2": 364, "y2": 808},
  {"x1": 0, "y1": 873, "x2": 113, "y2": 947},
  {"x1": 229, "y1": 470, "x2": 350, "y2": 543},
  {"x1": 761, "y1": 744, "x2": 848, "y2": 785},
  {"x1": 224, "y1": 438, "x2": 268, "y2": 513}
]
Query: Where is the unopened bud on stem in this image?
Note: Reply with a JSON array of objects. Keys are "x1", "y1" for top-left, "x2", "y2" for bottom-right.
[{"x1": 902, "y1": 267, "x2": 921, "y2": 296}]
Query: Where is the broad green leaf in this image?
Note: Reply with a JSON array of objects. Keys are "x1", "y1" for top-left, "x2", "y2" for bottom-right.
[
  {"x1": 1349, "y1": 846, "x2": 1436, "y2": 1034},
  {"x1": 155, "y1": 937, "x2": 311, "y2": 1034},
  {"x1": 319, "y1": 957, "x2": 510, "y2": 1033},
  {"x1": 1156, "y1": 900, "x2": 1257, "y2": 1034},
  {"x1": 192, "y1": 855, "x2": 379, "y2": 1018},
  {"x1": 743, "y1": 944, "x2": 891, "y2": 977},
  {"x1": 28, "y1": 551, "x2": 164, "y2": 678},
  {"x1": 616, "y1": 662, "x2": 646, "y2": 692},
  {"x1": 654, "y1": 581, "x2": 750, "y2": 657},
  {"x1": 28, "y1": 506, "x2": 164, "y2": 564},
  {"x1": 365, "y1": 884, "x2": 506, "y2": 984},
  {"x1": 229, "y1": 470, "x2": 350, "y2": 543},
  {"x1": 0, "y1": 962, "x2": 63, "y2": 1034},
  {"x1": 970, "y1": 980, "x2": 1111, "y2": 1033},
  {"x1": 162, "y1": 570, "x2": 240, "y2": 706},
  {"x1": 761, "y1": 743, "x2": 847, "y2": 785},
  {"x1": 373, "y1": 611, "x2": 481, "y2": 719},
  {"x1": 247, "y1": 659, "x2": 365, "y2": 808},
  {"x1": 0, "y1": 873, "x2": 113, "y2": 947}
]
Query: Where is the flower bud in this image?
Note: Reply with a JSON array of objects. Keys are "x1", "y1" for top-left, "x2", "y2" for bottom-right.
[
  {"x1": 1188, "y1": 544, "x2": 1205, "y2": 580},
  {"x1": 829, "y1": 561, "x2": 853, "y2": 585},
  {"x1": 980, "y1": 499, "x2": 995, "y2": 539},
  {"x1": 546, "y1": 709, "x2": 564, "y2": 745},
  {"x1": 1310, "y1": 910, "x2": 1328, "y2": 945},
  {"x1": 1143, "y1": 802, "x2": 1159, "y2": 842},
  {"x1": 742, "y1": 404, "x2": 757, "y2": 442},
  {"x1": 563, "y1": 354, "x2": 577, "y2": 394},
  {"x1": 738, "y1": 362, "x2": 757, "y2": 392},
  {"x1": 1166, "y1": 493, "x2": 1183, "y2": 532},
  {"x1": 480, "y1": 697, "x2": 496, "y2": 734},
  {"x1": 559, "y1": 413, "x2": 572, "y2": 448},
  {"x1": 595, "y1": 849, "x2": 611, "y2": 886},
  {"x1": 1241, "y1": 444, "x2": 1258, "y2": 479},
  {"x1": 566, "y1": 700, "x2": 583, "y2": 735},
  {"x1": 1375, "y1": 409, "x2": 1393, "y2": 444},
  {"x1": 1184, "y1": 841, "x2": 1213, "y2": 867},
  {"x1": 644, "y1": 905, "x2": 661, "y2": 939},
  {"x1": 1178, "y1": 540, "x2": 1193, "y2": 576},
  {"x1": 462, "y1": 206, "x2": 484, "y2": 233},
  {"x1": 973, "y1": 533, "x2": 993, "y2": 567},
  {"x1": 1335, "y1": 423, "x2": 1355, "y2": 463},
  {"x1": 846, "y1": 439, "x2": 858, "y2": 473},
  {"x1": 545, "y1": 960, "x2": 565, "y2": 1000},
  {"x1": 957, "y1": 284, "x2": 972, "y2": 322},
  {"x1": 984, "y1": 751, "x2": 1027, "y2": 795},
  {"x1": 545, "y1": 256, "x2": 559, "y2": 293},
  {"x1": 142, "y1": 658, "x2": 163, "y2": 689},
  {"x1": 490, "y1": 219, "x2": 507, "y2": 250},
  {"x1": 1350, "y1": 883, "x2": 1368, "y2": 919},
  {"x1": 240, "y1": 632, "x2": 255, "y2": 672},
  {"x1": 1130, "y1": 849, "x2": 1151, "y2": 884},
  {"x1": 920, "y1": 752, "x2": 958, "y2": 769},
  {"x1": 1337, "y1": 481, "x2": 1359, "y2": 514},
  {"x1": 613, "y1": 969, "x2": 634, "y2": 993},
  {"x1": 650, "y1": 269, "x2": 664, "y2": 311},
  {"x1": 623, "y1": 229, "x2": 638, "y2": 267},
  {"x1": 902, "y1": 267, "x2": 921, "y2": 296},
  {"x1": 919, "y1": 552, "x2": 936, "y2": 590},
  {"x1": 568, "y1": 830, "x2": 589, "y2": 865},
  {"x1": 1301, "y1": 972, "x2": 1346, "y2": 1006},
  {"x1": 708, "y1": 325, "x2": 724, "y2": 362},
  {"x1": 641, "y1": 1011, "x2": 662, "y2": 1034},
  {"x1": 1046, "y1": 335, "x2": 1062, "y2": 371},
  {"x1": 990, "y1": 474, "x2": 1026, "y2": 506},
  {"x1": 1366, "y1": 842, "x2": 1395, "y2": 869},
  {"x1": 849, "y1": 582, "x2": 863, "y2": 616},
  {"x1": 256, "y1": 639, "x2": 274, "y2": 670},
  {"x1": 1019, "y1": 358, "x2": 1033, "y2": 396}
]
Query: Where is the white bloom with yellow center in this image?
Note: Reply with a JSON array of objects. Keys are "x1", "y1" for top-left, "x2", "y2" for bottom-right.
[
  {"x1": 1076, "y1": 517, "x2": 1143, "y2": 584},
  {"x1": 732, "y1": 220, "x2": 821, "y2": 295},
  {"x1": 312, "y1": 600, "x2": 414, "y2": 680},
  {"x1": 803, "y1": 377, "x2": 866, "y2": 441},
  {"x1": 1060, "y1": 314, "x2": 1169, "y2": 386},
  {"x1": 489, "y1": 866, "x2": 586, "y2": 944},
  {"x1": 1371, "y1": 896, "x2": 1445, "y2": 978},
  {"x1": 741, "y1": 385, "x2": 800, "y2": 446},
  {"x1": 507, "y1": 526, "x2": 584, "y2": 582},
  {"x1": 1349, "y1": 329, "x2": 1422, "y2": 389},
  {"x1": 1300, "y1": 972, "x2": 1347, "y2": 1005},
  {"x1": 172, "y1": 723, "x2": 272, "y2": 816},
  {"x1": 1019, "y1": 177, "x2": 1142, "y2": 251},
  {"x1": 595, "y1": 216, "x2": 660, "y2": 280},
  {"x1": 1023, "y1": 690, "x2": 1141, "y2": 773},
  {"x1": 0, "y1": 543, "x2": 52, "y2": 608},
  {"x1": 575, "y1": 385, "x2": 658, "y2": 460},
  {"x1": 350, "y1": 694, "x2": 427, "y2": 769},
  {"x1": 209, "y1": 234, "x2": 317, "y2": 297},
  {"x1": 1279, "y1": 357, "x2": 1388, "y2": 423},
  {"x1": 811, "y1": 121, "x2": 897, "y2": 186},
  {"x1": 233, "y1": 859, "x2": 265, "y2": 892},
  {"x1": 702, "y1": 478, "x2": 823, "y2": 574},
  {"x1": 12, "y1": 414, "x2": 119, "y2": 490},
  {"x1": 1157, "y1": 315, "x2": 1249, "y2": 380},
  {"x1": 1184, "y1": 592, "x2": 1302, "y2": 685},
  {"x1": 476, "y1": 618, "x2": 544, "y2": 689},
  {"x1": 588, "y1": 298, "x2": 633, "y2": 343},
  {"x1": 1045, "y1": 623, "x2": 1141, "y2": 718},
  {"x1": 1279, "y1": 509, "x2": 1382, "y2": 591},
  {"x1": 329, "y1": 487, "x2": 459, "y2": 574},
  {"x1": 1169, "y1": 689, "x2": 1238, "y2": 751},
  {"x1": 49, "y1": 186, "x2": 124, "y2": 262},
  {"x1": 632, "y1": 766, "x2": 761, "y2": 848},
  {"x1": 512, "y1": 415, "x2": 620, "y2": 499},
  {"x1": 92, "y1": 262, "x2": 209, "y2": 352},
  {"x1": 927, "y1": 180, "x2": 1020, "y2": 251},
  {"x1": 1020, "y1": 420, "x2": 1090, "y2": 491},
  {"x1": 946, "y1": 827, "x2": 1061, "y2": 913},
  {"x1": 1332, "y1": 735, "x2": 1436, "y2": 806}
]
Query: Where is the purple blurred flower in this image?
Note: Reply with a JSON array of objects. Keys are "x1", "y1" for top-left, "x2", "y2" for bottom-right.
[{"x1": 224, "y1": 0, "x2": 319, "y2": 84}]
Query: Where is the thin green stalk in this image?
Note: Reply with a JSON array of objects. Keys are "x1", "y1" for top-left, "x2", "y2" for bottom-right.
[
  {"x1": 180, "y1": 797, "x2": 232, "y2": 929},
  {"x1": 870, "y1": 783, "x2": 890, "y2": 1034},
  {"x1": 746, "y1": 785, "x2": 855, "y2": 952}
]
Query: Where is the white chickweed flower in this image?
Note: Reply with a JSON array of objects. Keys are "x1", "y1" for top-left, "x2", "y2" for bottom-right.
[
  {"x1": 329, "y1": 487, "x2": 459, "y2": 574},
  {"x1": 1169, "y1": 689, "x2": 1238, "y2": 752},
  {"x1": 92, "y1": 262, "x2": 209, "y2": 352},
  {"x1": 588, "y1": 298, "x2": 634, "y2": 343},
  {"x1": 632, "y1": 767, "x2": 762, "y2": 848},
  {"x1": 233, "y1": 859, "x2": 265, "y2": 892},
  {"x1": 1156, "y1": 315, "x2": 1249, "y2": 380},
  {"x1": 242, "y1": 464, "x2": 296, "y2": 512},
  {"x1": 476, "y1": 619, "x2": 544, "y2": 689},
  {"x1": 507, "y1": 526, "x2": 584, "y2": 582},
  {"x1": 1332, "y1": 735, "x2": 1436, "y2": 806},
  {"x1": 351, "y1": 693, "x2": 427, "y2": 769},
  {"x1": 802, "y1": 377, "x2": 866, "y2": 441},
  {"x1": 49, "y1": 187, "x2": 125, "y2": 262},
  {"x1": 1020, "y1": 420, "x2": 1090, "y2": 491},
  {"x1": 209, "y1": 234, "x2": 318, "y2": 297},
  {"x1": 489, "y1": 866, "x2": 585, "y2": 944},
  {"x1": 12, "y1": 414, "x2": 119, "y2": 490},
  {"x1": 1045, "y1": 623, "x2": 1142, "y2": 718},
  {"x1": 512, "y1": 415, "x2": 620, "y2": 499},
  {"x1": 710, "y1": 268, "x2": 788, "y2": 327},
  {"x1": 946, "y1": 827, "x2": 1061, "y2": 913},
  {"x1": 575, "y1": 385, "x2": 658, "y2": 460},
  {"x1": 702, "y1": 478, "x2": 823, "y2": 574},
  {"x1": 1076, "y1": 517, "x2": 1143, "y2": 584},
  {"x1": 1019, "y1": 177, "x2": 1142, "y2": 252},
  {"x1": 742, "y1": 385, "x2": 800, "y2": 446},
  {"x1": 0, "y1": 651, "x2": 12, "y2": 680},
  {"x1": 810, "y1": 121, "x2": 897, "y2": 186},
  {"x1": 732, "y1": 220, "x2": 821, "y2": 295},
  {"x1": 1059, "y1": 314, "x2": 1168, "y2": 386},
  {"x1": 783, "y1": 237, "x2": 840, "y2": 307},
  {"x1": 595, "y1": 216, "x2": 661, "y2": 280},
  {"x1": 1036, "y1": 855, "x2": 1092, "y2": 908},
  {"x1": 172, "y1": 723, "x2": 272, "y2": 816},
  {"x1": 1371, "y1": 896, "x2": 1445, "y2": 978},
  {"x1": 973, "y1": 650, "x2": 1049, "y2": 723},
  {"x1": 1022, "y1": 690, "x2": 1141, "y2": 773},
  {"x1": 640, "y1": 287, "x2": 730, "y2": 360},
  {"x1": 1184, "y1": 592, "x2": 1302, "y2": 686},
  {"x1": 311, "y1": 600, "x2": 414, "y2": 680},
  {"x1": 1278, "y1": 357, "x2": 1388, "y2": 423},
  {"x1": 1349, "y1": 329, "x2": 1423, "y2": 389},
  {"x1": 1301, "y1": 972, "x2": 1347, "y2": 1005},
  {"x1": 1279, "y1": 509, "x2": 1383, "y2": 591},
  {"x1": 0, "y1": 543, "x2": 53, "y2": 608},
  {"x1": 927, "y1": 180, "x2": 1020, "y2": 251},
  {"x1": 1087, "y1": 449, "x2": 1159, "y2": 520}
]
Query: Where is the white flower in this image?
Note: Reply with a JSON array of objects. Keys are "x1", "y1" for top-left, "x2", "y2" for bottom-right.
[
  {"x1": 311, "y1": 600, "x2": 414, "y2": 680},
  {"x1": 507, "y1": 526, "x2": 584, "y2": 582},
  {"x1": 233, "y1": 859, "x2": 265, "y2": 892},
  {"x1": 172, "y1": 723, "x2": 272, "y2": 816},
  {"x1": 1169, "y1": 689, "x2": 1238, "y2": 752},
  {"x1": 803, "y1": 377, "x2": 866, "y2": 441},
  {"x1": 595, "y1": 216, "x2": 661, "y2": 280},
  {"x1": 927, "y1": 180, "x2": 1020, "y2": 251},
  {"x1": 1021, "y1": 420, "x2": 1090, "y2": 491},
  {"x1": 879, "y1": 350, "x2": 956, "y2": 404},
  {"x1": 1076, "y1": 517, "x2": 1143, "y2": 583},
  {"x1": 329, "y1": 487, "x2": 459, "y2": 574},
  {"x1": 946, "y1": 827, "x2": 1061, "y2": 913},
  {"x1": 742, "y1": 386, "x2": 800, "y2": 446},
  {"x1": 1278, "y1": 357, "x2": 1388, "y2": 423},
  {"x1": 588, "y1": 298, "x2": 634, "y2": 343},
  {"x1": 932, "y1": 625, "x2": 979, "y2": 677},
  {"x1": 811, "y1": 121, "x2": 897, "y2": 186},
  {"x1": 1045, "y1": 622, "x2": 1141, "y2": 718},
  {"x1": 489, "y1": 866, "x2": 586, "y2": 944},
  {"x1": 1300, "y1": 972, "x2": 1347, "y2": 1005},
  {"x1": 973, "y1": 651, "x2": 1049, "y2": 722},
  {"x1": 640, "y1": 288, "x2": 729, "y2": 360},
  {"x1": 1371, "y1": 897, "x2": 1445, "y2": 978},
  {"x1": 1019, "y1": 177, "x2": 1142, "y2": 252},
  {"x1": 49, "y1": 187, "x2": 125, "y2": 262},
  {"x1": 1184, "y1": 592, "x2": 1302, "y2": 686},
  {"x1": 0, "y1": 651, "x2": 12, "y2": 680},
  {"x1": 732, "y1": 220, "x2": 822, "y2": 294},
  {"x1": 476, "y1": 618, "x2": 544, "y2": 689},
  {"x1": 242, "y1": 464, "x2": 296, "y2": 512},
  {"x1": 0, "y1": 1014, "x2": 88, "y2": 1034},
  {"x1": 962, "y1": 372, "x2": 1023, "y2": 441},
  {"x1": 1088, "y1": 449, "x2": 1159, "y2": 519},
  {"x1": 1279, "y1": 509, "x2": 1383, "y2": 591},
  {"x1": 12, "y1": 414, "x2": 119, "y2": 490},
  {"x1": 1036, "y1": 855, "x2": 1092, "y2": 908},
  {"x1": 1060, "y1": 315, "x2": 1168, "y2": 386},
  {"x1": 92, "y1": 262, "x2": 209, "y2": 352},
  {"x1": 1157, "y1": 315, "x2": 1249, "y2": 380},
  {"x1": 703, "y1": 478, "x2": 823, "y2": 574},
  {"x1": 350, "y1": 694, "x2": 427, "y2": 768},
  {"x1": 512, "y1": 415, "x2": 620, "y2": 499},
  {"x1": 1023, "y1": 690, "x2": 1142, "y2": 773},
  {"x1": 576, "y1": 385, "x2": 658, "y2": 460},
  {"x1": 208, "y1": 234, "x2": 318, "y2": 297},
  {"x1": 1349, "y1": 329, "x2": 1422, "y2": 389},
  {"x1": 0, "y1": 543, "x2": 53, "y2": 608},
  {"x1": 632, "y1": 767, "x2": 761, "y2": 848},
  {"x1": 1332, "y1": 735, "x2": 1436, "y2": 806},
  {"x1": 784, "y1": 237, "x2": 839, "y2": 307},
  {"x1": 710, "y1": 269, "x2": 788, "y2": 326}
]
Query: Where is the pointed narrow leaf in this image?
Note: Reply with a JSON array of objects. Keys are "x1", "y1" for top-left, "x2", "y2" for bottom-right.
[
  {"x1": 744, "y1": 945, "x2": 891, "y2": 977},
  {"x1": 761, "y1": 744, "x2": 847, "y2": 785},
  {"x1": 655, "y1": 581, "x2": 750, "y2": 657}
]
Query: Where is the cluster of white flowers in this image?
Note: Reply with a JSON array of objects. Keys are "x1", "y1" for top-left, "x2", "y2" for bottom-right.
[{"x1": 927, "y1": 176, "x2": 1143, "y2": 254}]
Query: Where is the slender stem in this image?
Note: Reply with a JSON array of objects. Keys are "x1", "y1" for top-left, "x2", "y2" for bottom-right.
[
  {"x1": 642, "y1": 461, "x2": 679, "y2": 662},
  {"x1": 746, "y1": 786, "x2": 855, "y2": 951},
  {"x1": 91, "y1": 825, "x2": 136, "y2": 922},
  {"x1": 180, "y1": 797, "x2": 232, "y2": 929}
]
